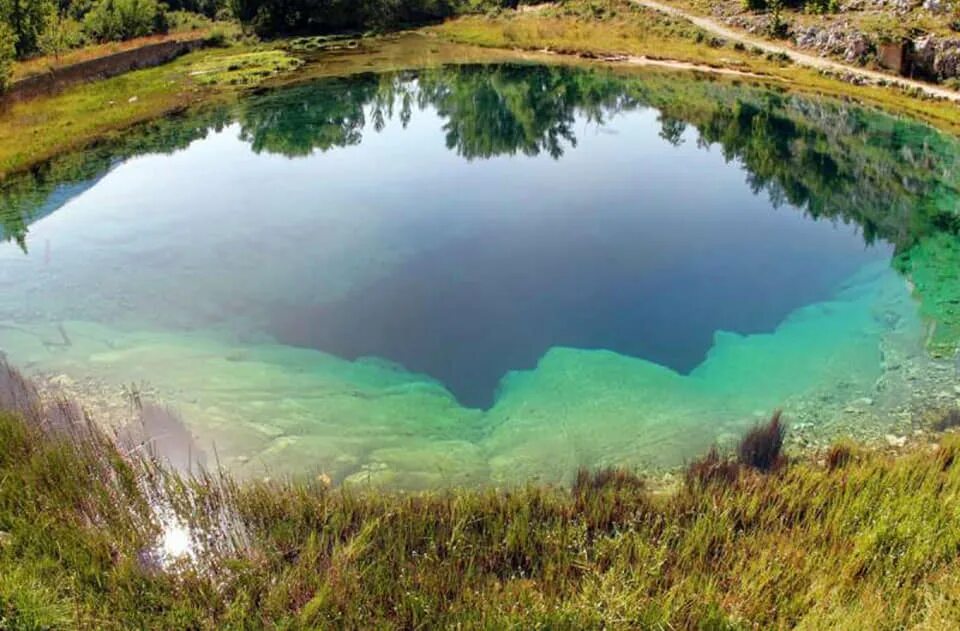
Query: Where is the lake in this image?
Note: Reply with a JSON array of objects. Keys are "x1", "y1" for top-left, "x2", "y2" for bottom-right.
[{"x1": 1, "y1": 63, "x2": 958, "y2": 487}]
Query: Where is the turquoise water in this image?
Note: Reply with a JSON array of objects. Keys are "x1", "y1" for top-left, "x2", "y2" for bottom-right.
[{"x1": 1, "y1": 65, "x2": 958, "y2": 486}]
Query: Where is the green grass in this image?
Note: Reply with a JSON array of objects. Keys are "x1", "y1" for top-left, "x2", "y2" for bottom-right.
[
  {"x1": 188, "y1": 50, "x2": 303, "y2": 86},
  {"x1": 3, "y1": 357, "x2": 960, "y2": 629},
  {"x1": 0, "y1": 44, "x2": 299, "y2": 179}
]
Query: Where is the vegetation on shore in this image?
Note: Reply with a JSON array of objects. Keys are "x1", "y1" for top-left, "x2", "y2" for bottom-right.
[
  {"x1": 0, "y1": 42, "x2": 304, "y2": 177},
  {"x1": 0, "y1": 0, "x2": 234, "y2": 71},
  {"x1": 432, "y1": 0, "x2": 960, "y2": 133},
  {"x1": 3, "y1": 359, "x2": 960, "y2": 629},
  {"x1": 3, "y1": 0, "x2": 960, "y2": 180}
]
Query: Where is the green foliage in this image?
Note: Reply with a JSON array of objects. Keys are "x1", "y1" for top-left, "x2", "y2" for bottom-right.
[
  {"x1": 38, "y1": 12, "x2": 85, "y2": 57},
  {"x1": 766, "y1": 0, "x2": 788, "y2": 38},
  {"x1": 164, "y1": 0, "x2": 226, "y2": 19},
  {"x1": 0, "y1": 566, "x2": 72, "y2": 630},
  {"x1": 228, "y1": 0, "x2": 519, "y2": 37},
  {"x1": 0, "y1": 21, "x2": 14, "y2": 90},
  {"x1": 81, "y1": 0, "x2": 168, "y2": 42},
  {"x1": 804, "y1": 0, "x2": 837, "y2": 13},
  {"x1": 0, "y1": 0, "x2": 222, "y2": 57},
  {"x1": 0, "y1": 0, "x2": 55, "y2": 57}
]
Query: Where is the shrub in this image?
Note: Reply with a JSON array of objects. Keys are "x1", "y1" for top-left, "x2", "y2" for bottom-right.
[
  {"x1": 203, "y1": 25, "x2": 229, "y2": 46},
  {"x1": 38, "y1": 14, "x2": 86, "y2": 59},
  {"x1": 0, "y1": 23, "x2": 14, "y2": 92},
  {"x1": 737, "y1": 410, "x2": 786, "y2": 471},
  {"x1": 82, "y1": 0, "x2": 169, "y2": 42},
  {"x1": 804, "y1": 0, "x2": 837, "y2": 13}
]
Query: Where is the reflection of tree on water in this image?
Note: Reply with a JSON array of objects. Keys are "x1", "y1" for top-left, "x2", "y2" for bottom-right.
[
  {"x1": 2, "y1": 64, "x2": 958, "y2": 350},
  {"x1": 0, "y1": 108, "x2": 233, "y2": 252},
  {"x1": 231, "y1": 65, "x2": 959, "y2": 253}
]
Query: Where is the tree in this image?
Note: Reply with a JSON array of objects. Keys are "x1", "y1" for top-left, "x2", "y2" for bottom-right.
[
  {"x1": 0, "y1": 22, "x2": 14, "y2": 91},
  {"x1": 82, "y1": 0, "x2": 167, "y2": 42},
  {"x1": 0, "y1": 0, "x2": 54, "y2": 57},
  {"x1": 38, "y1": 9, "x2": 83, "y2": 61}
]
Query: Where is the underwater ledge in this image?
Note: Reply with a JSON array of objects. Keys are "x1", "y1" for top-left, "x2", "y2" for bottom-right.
[{"x1": 0, "y1": 258, "x2": 955, "y2": 489}]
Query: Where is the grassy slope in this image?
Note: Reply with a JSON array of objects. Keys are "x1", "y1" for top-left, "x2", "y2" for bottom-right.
[
  {"x1": 0, "y1": 45, "x2": 304, "y2": 179},
  {"x1": 432, "y1": 0, "x2": 960, "y2": 134},
  {"x1": 10, "y1": 29, "x2": 216, "y2": 83},
  {"x1": 4, "y1": 403, "x2": 960, "y2": 629}
]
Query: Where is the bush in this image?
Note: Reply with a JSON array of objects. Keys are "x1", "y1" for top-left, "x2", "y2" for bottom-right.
[
  {"x1": 39, "y1": 14, "x2": 87, "y2": 58},
  {"x1": 2, "y1": 0, "x2": 56, "y2": 58},
  {"x1": 804, "y1": 0, "x2": 837, "y2": 13},
  {"x1": 82, "y1": 0, "x2": 169, "y2": 42},
  {"x1": 0, "y1": 23, "x2": 14, "y2": 92},
  {"x1": 737, "y1": 410, "x2": 787, "y2": 471}
]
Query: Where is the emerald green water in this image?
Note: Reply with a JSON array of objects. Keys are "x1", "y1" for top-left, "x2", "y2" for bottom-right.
[{"x1": 1, "y1": 64, "x2": 958, "y2": 487}]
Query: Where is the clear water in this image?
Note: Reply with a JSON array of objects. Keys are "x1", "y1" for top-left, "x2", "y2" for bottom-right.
[{"x1": 1, "y1": 65, "x2": 958, "y2": 487}]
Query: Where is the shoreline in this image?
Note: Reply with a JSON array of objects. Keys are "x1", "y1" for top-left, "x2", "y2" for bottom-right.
[{"x1": 4, "y1": 1, "x2": 960, "y2": 179}]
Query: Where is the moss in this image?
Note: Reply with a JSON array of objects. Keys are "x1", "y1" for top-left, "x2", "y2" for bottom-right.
[{"x1": 187, "y1": 50, "x2": 303, "y2": 86}]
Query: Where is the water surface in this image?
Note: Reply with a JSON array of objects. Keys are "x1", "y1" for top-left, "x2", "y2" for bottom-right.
[{"x1": 1, "y1": 65, "x2": 958, "y2": 486}]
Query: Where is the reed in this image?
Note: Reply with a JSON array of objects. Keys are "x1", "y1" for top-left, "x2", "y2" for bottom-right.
[{"x1": 2, "y1": 360, "x2": 960, "y2": 629}]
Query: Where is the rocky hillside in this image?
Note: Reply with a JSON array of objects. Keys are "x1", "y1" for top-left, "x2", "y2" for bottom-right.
[{"x1": 712, "y1": 0, "x2": 960, "y2": 82}]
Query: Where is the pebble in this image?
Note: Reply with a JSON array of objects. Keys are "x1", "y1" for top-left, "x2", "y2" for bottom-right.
[
  {"x1": 885, "y1": 434, "x2": 908, "y2": 447},
  {"x1": 50, "y1": 374, "x2": 75, "y2": 388}
]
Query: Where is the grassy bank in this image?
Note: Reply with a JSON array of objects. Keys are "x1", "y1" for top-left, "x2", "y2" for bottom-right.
[
  {"x1": 3, "y1": 360, "x2": 960, "y2": 629},
  {"x1": 3, "y1": 1, "x2": 960, "y2": 179},
  {"x1": 0, "y1": 42, "x2": 307, "y2": 179}
]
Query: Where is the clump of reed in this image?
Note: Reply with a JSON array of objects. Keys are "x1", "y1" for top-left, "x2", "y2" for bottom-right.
[
  {"x1": 736, "y1": 410, "x2": 787, "y2": 471},
  {"x1": 685, "y1": 410, "x2": 787, "y2": 487},
  {"x1": 825, "y1": 441, "x2": 854, "y2": 470}
]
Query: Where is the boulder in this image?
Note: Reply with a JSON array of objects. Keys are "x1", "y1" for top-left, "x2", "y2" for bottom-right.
[{"x1": 909, "y1": 35, "x2": 960, "y2": 79}]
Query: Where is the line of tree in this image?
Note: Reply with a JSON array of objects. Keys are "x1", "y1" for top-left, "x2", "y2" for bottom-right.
[
  {"x1": 0, "y1": 0, "x2": 230, "y2": 90},
  {"x1": 227, "y1": 0, "x2": 528, "y2": 38}
]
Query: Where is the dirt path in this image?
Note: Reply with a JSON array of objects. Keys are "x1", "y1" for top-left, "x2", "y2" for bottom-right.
[
  {"x1": 521, "y1": 49, "x2": 769, "y2": 78},
  {"x1": 632, "y1": 0, "x2": 960, "y2": 102}
]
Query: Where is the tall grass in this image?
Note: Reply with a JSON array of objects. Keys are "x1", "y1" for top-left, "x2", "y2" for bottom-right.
[{"x1": 2, "y1": 360, "x2": 960, "y2": 628}]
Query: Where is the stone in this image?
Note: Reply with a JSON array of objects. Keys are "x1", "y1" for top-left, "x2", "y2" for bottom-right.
[
  {"x1": 923, "y1": 0, "x2": 950, "y2": 13},
  {"x1": 878, "y1": 41, "x2": 909, "y2": 75},
  {"x1": 48, "y1": 374, "x2": 75, "y2": 390},
  {"x1": 885, "y1": 434, "x2": 908, "y2": 447}
]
